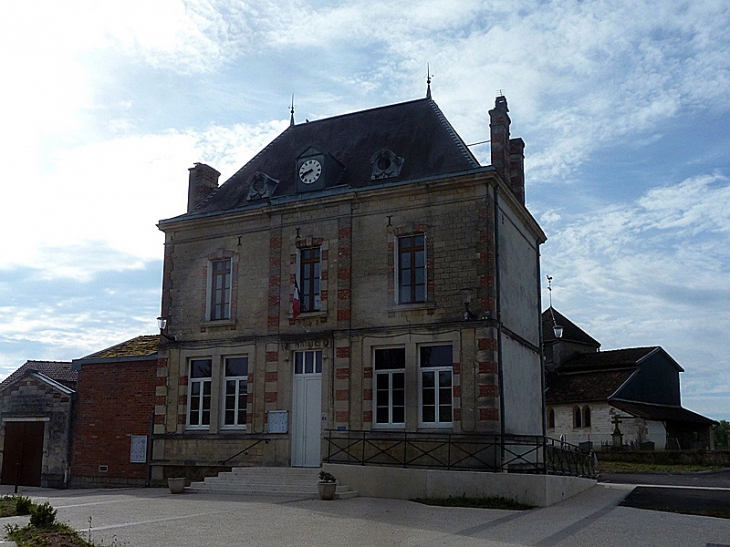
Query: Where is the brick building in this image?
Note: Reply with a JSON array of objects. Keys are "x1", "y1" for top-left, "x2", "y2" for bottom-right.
[
  {"x1": 543, "y1": 308, "x2": 716, "y2": 450},
  {"x1": 0, "y1": 361, "x2": 76, "y2": 488},
  {"x1": 70, "y1": 335, "x2": 158, "y2": 486},
  {"x1": 151, "y1": 92, "x2": 546, "y2": 481}
]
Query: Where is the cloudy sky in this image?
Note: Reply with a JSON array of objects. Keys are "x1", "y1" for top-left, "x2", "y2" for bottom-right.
[{"x1": 1, "y1": 0, "x2": 728, "y2": 421}]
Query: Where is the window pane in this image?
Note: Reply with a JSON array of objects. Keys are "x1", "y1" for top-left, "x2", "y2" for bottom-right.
[
  {"x1": 191, "y1": 359, "x2": 212, "y2": 378},
  {"x1": 414, "y1": 235, "x2": 424, "y2": 247},
  {"x1": 392, "y1": 388, "x2": 404, "y2": 407},
  {"x1": 439, "y1": 406, "x2": 452, "y2": 423},
  {"x1": 421, "y1": 346, "x2": 453, "y2": 367},
  {"x1": 439, "y1": 370, "x2": 452, "y2": 387},
  {"x1": 305, "y1": 351, "x2": 313, "y2": 373},
  {"x1": 422, "y1": 406, "x2": 435, "y2": 422},
  {"x1": 376, "y1": 408, "x2": 389, "y2": 423},
  {"x1": 225, "y1": 410, "x2": 234, "y2": 424},
  {"x1": 415, "y1": 250, "x2": 424, "y2": 267},
  {"x1": 423, "y1": 388, "x2": 435, "y2": 405},
  {"x1": 415, "y1": 285, "x2": 425, "y2": 302},
  {"x1": 422, "y1": 371, "x2": 435, "y2": 388},
  {"x1": 295, "y1": 353, "x2": 303, "y2": 374},
  {"x1": 400, "y1": 252, "x2": 411, "y2": 268},
  {"x1": 376, "y1": 389, "x2": 389, "y2": 406},
  {"x1": 374, "y1": 348, "x2": 405, "y2": 370},
  {"x1": 392, "y1": 372, "x2": 404, "y2": 389},
  {"x1": 399, "y1": 286, "x2": 411, "y2": 303},
  {"x1": 226, "y1": 357, "x2": 248, "y2": 377},
  {"x1": 392, "y1": 407, "x2": 404, "y2": 424},
  {"x1": 315, "y1": 352, "x2": 322, "y2": 373}
]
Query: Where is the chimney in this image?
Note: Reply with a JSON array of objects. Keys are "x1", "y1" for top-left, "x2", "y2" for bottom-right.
[
  {"x1": 489, "y1": 95, "x2": 526, "y2": 204},
  {"x1": 187, "y1": 163, "x2": 220, "y2": 212},
  {"x1": 509, "y1": 138, "x2": 525, "y2": 205}
]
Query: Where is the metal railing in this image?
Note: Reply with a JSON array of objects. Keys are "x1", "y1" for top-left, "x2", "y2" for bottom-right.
[{"x1": 324, "y1": 430, "x2": 596, "y2": 478}]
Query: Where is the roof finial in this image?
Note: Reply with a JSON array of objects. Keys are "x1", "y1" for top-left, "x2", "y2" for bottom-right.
[
  {"x1": 426, "y1": 64, "x2": 432, "y2": 99},
  {"x1": 289, "y1": 94, "x2": 295, "y2": 127}
]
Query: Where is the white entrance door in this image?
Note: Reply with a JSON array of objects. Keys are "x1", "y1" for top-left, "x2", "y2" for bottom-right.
[{"x1": 291, "y1": 350, "x2": 323, "y2": 467}]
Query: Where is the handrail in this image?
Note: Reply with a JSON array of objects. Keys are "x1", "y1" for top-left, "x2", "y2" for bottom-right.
[
  {"x1": 219, "y1": 438, "x2": 270, "y2": 465},
  {"x1": 323, "y1": 430, "x2": 596, "y2": 478}
]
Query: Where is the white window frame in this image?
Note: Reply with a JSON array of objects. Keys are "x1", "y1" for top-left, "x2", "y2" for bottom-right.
[
  {"x1": 221, "y1": 356, "x2": 248, "y2": 429},
  {"x1": 207, "y1": 257, "x2": 232, "y2": 321},
  {"x1": 373, "y1": 347, "x2": 406, "y2": 429},
  {"x1": 187, "y1": 358, "x2": 212, "y2": 429},
  {"x1": 395, "y1": 233, "x2": 427, "y2": 305},
  {"x1": 418, "y1": 345, "x2": 453, "y2": 428}
]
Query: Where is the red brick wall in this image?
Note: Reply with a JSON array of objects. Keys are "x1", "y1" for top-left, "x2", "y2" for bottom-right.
[{"x1": 70, "y1": 359, "x2": 157, "y2": 485}]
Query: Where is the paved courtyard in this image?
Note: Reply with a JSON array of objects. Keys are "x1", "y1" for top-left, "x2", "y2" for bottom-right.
[{"x1": 1, "y1": 483, "x2": 729, "y2": 547}]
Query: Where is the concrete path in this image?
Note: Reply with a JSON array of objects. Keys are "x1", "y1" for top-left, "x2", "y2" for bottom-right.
[{"x1": 2, "y1": 484, "x2": 729, "y2": 547}]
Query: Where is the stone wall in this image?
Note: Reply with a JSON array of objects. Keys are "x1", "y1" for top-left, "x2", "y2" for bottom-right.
[{"x1": 0, "y1": 376, "x2": 73, "y2": 488}]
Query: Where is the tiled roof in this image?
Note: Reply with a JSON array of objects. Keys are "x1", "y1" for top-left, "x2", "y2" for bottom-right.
[
  {"x1": 610, "y1": 399, "x2": 717, "y2": 425},
  {"x1": 78, "y1": 335, "x2": 159, "y2": 360},
  {"x1": 176, "y1": 98, "x2": 482, "y2": 219},
  {"x1": 546, "y1": 369, "x2": 635, "y2": 404},
  {"x1": 542, "y1": 307, "x2": 600, "y2": 347},
  {"x1": 558, "y1": 347, "x2": 658, "y2": 372},
  {"x1": 0, "y1": 360, "x2": 77, "y2": 391}
]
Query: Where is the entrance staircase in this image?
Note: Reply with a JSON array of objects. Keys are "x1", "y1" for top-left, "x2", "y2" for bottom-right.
[{"x1": 189, "y1": 467, "x2": 358, "y2": 499}]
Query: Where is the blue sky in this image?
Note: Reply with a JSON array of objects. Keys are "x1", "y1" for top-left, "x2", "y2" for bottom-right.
[{"x1": 1, "y1": 0, "x2": 728, "y2": 421}]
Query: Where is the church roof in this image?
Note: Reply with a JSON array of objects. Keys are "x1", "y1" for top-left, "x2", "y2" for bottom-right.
[
  {"x1": 558, "y1": 346, "x2": 660, "y2": 372},
  {"x1": 184, "y1": 98, "x2": 483, "y2": 218},
  {"x1": 546, "y1": 369, "x2": 635, "y2": 403},
  {"x1": 542, "y1": 307, "x2": 600, "y2": 348}
]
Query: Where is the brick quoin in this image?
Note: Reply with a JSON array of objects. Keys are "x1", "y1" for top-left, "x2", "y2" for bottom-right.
[
  {"x1": 337, "y1": 309, "x2": 351, "y2": 321},
  {"x1": 269, "y1": 236, "x2": 282, "y2": 249},
  {"x1": 453, "y1": 385, "x2": 461, "y2": 398},
  {"x1": 264, "y1": 392, "x2": 277, "y2": 403},
  {"x1": 269, "y1": 276, "x2": 281, "y2": 287},
  {"x1": 265, "y1": 371, "x2": 278, "y2": 382},
  {"x1": 478, "y1": 338, "x2": 497, "y2": 351},
  {"x1": 266, "y1": 351, "x2": 278, "y2": 362},
  {"x1": 335, "y1": 389, "x2": 349, "y2": 401},
  {"x1": 338, "y1": 226, "x2": 352, "y2": 239},
  {"x1": 363, "y1": 411, "x2": 372, "y2": 423},
  {"x1": 337, "y1": 267, "x2": 351, "y2": 280},
  {"x1": 268, "y1": 315, "x2": 279, "y2": 327},
  {"x1": 479, "y1": 408, "x2": 499, "y2": 421},
  {"x1": 335, "y1": 410, "x2": 350, "y2": 422},
  {"x1": 478, "y1": 361, "x2": 498, "y2": 374},
  {"x1": 363, "y1": 388, "x2": 372, "y2": 401},
  {"x1": 363, "y1": 367, "x2": 373, "y2": 379},
  {"x1": 336, "y1": 346, "x2": 350, "y2": 359},
  {"x1": 336, "y1": 367, "x2": 350, "y2": 379},
  {"x1": 453, "y1": 408, "x2": 462, "y2": 421},
  {"x1": 452, "y1": 362, "x2": 461, "y2": 374},
  {"x1": 338, "y1": 288, "x2": 351, "y2": 300},
  {"x1": 479, "y1": 384, "x2": 498, "y2": 398}
]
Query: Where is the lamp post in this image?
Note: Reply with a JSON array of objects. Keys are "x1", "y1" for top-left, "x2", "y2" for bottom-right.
[{"x1": 546, "y1": 276, "x2": 563, "y2": 339}]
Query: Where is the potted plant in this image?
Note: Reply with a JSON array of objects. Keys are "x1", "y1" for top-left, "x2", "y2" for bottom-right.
[
  {"x1": 317, "y1": 470, "x2": 337, "y2": 500},
  {"x1": 168, "y1": 477, "x2": 187, "y2": 494}
]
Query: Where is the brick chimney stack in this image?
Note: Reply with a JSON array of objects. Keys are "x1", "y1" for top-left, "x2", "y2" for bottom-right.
[
  {"x1": 187, "y1": 163, "x2": 220, "y2": 213},
  {"x1": 489, "y1": 95, "x2": 525, "y2": 205}
]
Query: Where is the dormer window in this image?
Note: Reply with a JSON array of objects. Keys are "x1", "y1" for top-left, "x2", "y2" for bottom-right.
[{"x1": 370, "y1": 148, "x2": 404, "y2": 180}]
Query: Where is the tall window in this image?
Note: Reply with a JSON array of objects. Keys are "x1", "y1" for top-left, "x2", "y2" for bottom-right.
[
  {"x1": 188, "y1": 359, "x2": 212, "y2": 428},
  {"x1": 583, "y1": 406, "x2": 591, "y2": 428},
  {"x1": 210, "y1": 259, "x2": 231, "y2": 320},
  {"x1": 573, "y1": 406, "x2": 582, "y2": 429},
  {"x1": 374, "y1": 348, "x2": 405, "y2": 427},
  {"x1": 548, "y1": 408, "x2": 556, "y2": 429},
  {"x1": 398, "y1": 235, "x2": 425, "y2": 304},
  {"x1": 222, "y1": 357, "x2": 248, "y2": 428},
  {"x1": 419, "y1": 345, "x2": 453, "y2": 426},
  {"x1": 299, "y1": 247, "x2": 321, "y2": 312}
]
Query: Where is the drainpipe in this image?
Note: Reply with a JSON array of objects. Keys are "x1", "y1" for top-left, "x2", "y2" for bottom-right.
[
  {"x1": 64, "y1": 392, "x2": 75, "y2": 488},
  {"x1": 537, "y1": 244, "x2": 547, "y2": 473}
]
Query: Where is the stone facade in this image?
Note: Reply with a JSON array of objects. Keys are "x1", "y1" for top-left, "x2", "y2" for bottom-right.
[
  {"x1": 0, "y1": 373, "x2": 74, "y2": 488},
  {"x1": 152, "y1": 96, "x2": 546, "y2": 480}
]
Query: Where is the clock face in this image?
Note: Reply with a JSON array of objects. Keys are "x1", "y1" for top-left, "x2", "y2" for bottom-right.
[{"x1": 299, "y1": 158, "x2": 322, "y2": 184}]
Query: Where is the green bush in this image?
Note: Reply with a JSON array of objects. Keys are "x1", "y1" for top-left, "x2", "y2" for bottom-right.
[
  {"x1": 29, "y1": 501, "x2": 57, "y2": 528},
  {"x1": 14, "y1": 495, "x2": 33, "y2": 515}
]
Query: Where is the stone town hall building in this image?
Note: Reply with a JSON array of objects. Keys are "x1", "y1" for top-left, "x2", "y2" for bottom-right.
[{"x1": 150, "y1": 91, "x2": 546, "y2": 480}]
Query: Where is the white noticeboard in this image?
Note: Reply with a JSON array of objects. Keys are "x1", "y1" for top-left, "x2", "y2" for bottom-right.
[
  {"x1": 130, "y1": 435, "x2": 148, "y2": 463},
  {"x1": 268, "y1": 410, "x2": 288, "y2": 433}
]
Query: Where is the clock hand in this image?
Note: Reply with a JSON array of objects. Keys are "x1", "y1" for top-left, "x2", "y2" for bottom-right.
[{"x1": 302, "y1": 169, "x2": 313, "y2": 176}]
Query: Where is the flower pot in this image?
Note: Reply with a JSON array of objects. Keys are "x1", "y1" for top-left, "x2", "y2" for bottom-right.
[
  {"x1": 168, "y1": 477, "x2": 186, "y2": 494},
  {"x1": 318, "y1": 481, "x2": 337, "y2": 500}
]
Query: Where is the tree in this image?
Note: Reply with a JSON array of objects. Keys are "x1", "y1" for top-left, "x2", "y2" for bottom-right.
[{"x1": 712, "y1": 420, "x2": 729, "y2": 449}]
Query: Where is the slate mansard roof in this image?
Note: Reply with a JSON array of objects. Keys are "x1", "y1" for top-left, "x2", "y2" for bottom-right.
[{"x1": 179, "y1": 98, "x2": 485, "y2": 219}]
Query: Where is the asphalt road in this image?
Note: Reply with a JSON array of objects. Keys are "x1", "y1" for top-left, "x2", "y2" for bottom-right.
[{"x1": 600, "y1": 470, "x2": 730, "y2": 518}]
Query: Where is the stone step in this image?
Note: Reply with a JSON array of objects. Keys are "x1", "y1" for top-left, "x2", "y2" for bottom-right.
[{"x1": 188, "y1": 467, "x2": 358, "y2": 499}]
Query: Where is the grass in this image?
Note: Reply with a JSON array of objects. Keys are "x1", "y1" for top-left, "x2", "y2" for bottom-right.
[
  {"x1": 413, "y1": 495, "x2": 533, "y2": 510},
  {"x1": 598, "y1": 461, "x2": 726, "y2": 474}
]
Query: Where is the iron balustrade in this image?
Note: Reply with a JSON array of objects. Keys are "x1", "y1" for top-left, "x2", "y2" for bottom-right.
[{"x1": 324, "y1": 430, "x2": 596, "y2": 478}]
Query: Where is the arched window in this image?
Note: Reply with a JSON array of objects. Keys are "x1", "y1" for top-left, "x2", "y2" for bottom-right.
[
  {"x1": 547, "y1": 408, "x2": 555, "y2": 429},
  {"x1": 573, "y1": 406, "x2": 582, "y2": 429},
  {"x1": 583, "y1": 406, "x2": 591, "y2": 428}
]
